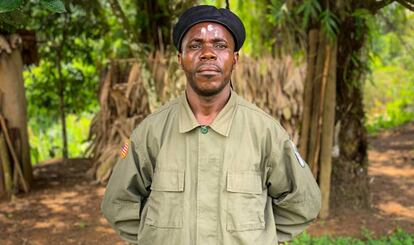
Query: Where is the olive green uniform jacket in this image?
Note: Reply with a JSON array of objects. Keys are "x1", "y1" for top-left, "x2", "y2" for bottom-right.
[{"x1": 101, "y1": 91, "x2": 321, "y2": 245}]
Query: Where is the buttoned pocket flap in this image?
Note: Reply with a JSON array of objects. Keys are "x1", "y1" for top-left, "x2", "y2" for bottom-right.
[
  {"x1": 151, "y1": 169, "x2": 184, "y2": 192},
  {"x1": 227, "y1": 172, "x2": 262, "y2": 194}
]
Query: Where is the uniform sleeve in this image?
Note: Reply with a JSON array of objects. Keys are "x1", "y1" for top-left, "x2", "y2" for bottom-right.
[
  {"x1": 266, "y1": 138, "x2": 321, "y2": 242},
  {"x1": 101, "y1": 129, "x2": 153, "y2": 244}
]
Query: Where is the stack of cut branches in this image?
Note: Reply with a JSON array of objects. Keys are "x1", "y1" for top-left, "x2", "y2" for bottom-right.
[
  {"x1": 87, "y1": 61, "x2": 150, "y2": 182},
  {"x1": 89, "y1": 52, "x2": 305, "y2": 183},
  {"x1": 233, "y1": 55, "x2": 305, "y2": 143}
]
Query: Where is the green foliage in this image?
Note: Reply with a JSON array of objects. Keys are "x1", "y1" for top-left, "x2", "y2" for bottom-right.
[
  {"x1": 0, "y1": 0, "x2": 66, "y2": 33},
  {"x1": 0, "y1": 8, "x2": 27, "y2": 32},
  {"x1": 23, "y1": 2, "x2": 106, "y2": 128},
  {"x1": 265, "y1": 0, "x2": 341, "y2": 54},
  {"x1": 29, "y1": 113, "x2": 93, "y2": 164},
  {"x1": 39, "y1": 0, "x2": 66, "y2": 13},
  {"x1": 0, "y1": 0, "x2": 23, "y2": 13},
  {"x1": 289, "y1": 229, "x2": 414, "y2": 244},
  {"x1": 296, "y1": 0, "x2": 321, "y2": 29},
  {"x1": 364, "y1": 7, "x2": 414, "y2": 133},
  {"x1": 20, "y1": 1, "x2": 110, "y2": 160},
  {"x1": 267, "y1": 0, "x2": 290, "y2": 28},
  {"x1": 319, "y1": 9, "x2": 339, "y2": 40},
  {"x1": 200, "y1": 0, "x2": 275, "y2": 56}
]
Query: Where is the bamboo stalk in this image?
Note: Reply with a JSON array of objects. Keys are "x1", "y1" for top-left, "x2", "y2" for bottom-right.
[
  {"x1": 319, "y1": 42, "x2": 338, "y2": 218},
  {"x1": 307, "y1": 32, "x2": 327, "y2": 177},
  {"x1": 312, "y1": 37, "x2": 333, "y2": 176},
  {"x1": 0, "y1": 115, "x2": 29, "y2": 193},
  {"x1": 0, "y1": 132, "x2": 13, "y2": 196},
  {"x1": 300, "y1": 29, "x2": 319, "y2": 158},
  {"x1": 0, "y1": 163, "x2": 4, "y2": 196}
]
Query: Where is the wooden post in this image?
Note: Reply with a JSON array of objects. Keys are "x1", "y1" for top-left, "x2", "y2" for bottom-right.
[
  {"x1": 319, "y1": 41, "x2": 338, "y2": 218},
  {"x1": 306, "y1": 31, "x2": 327, "y2": 177},
  {"x1": 0, "y1": 115, "x2": 29, "y2": 193},
  {"x1": 0, "y1": 132, "x2": 13, "y2": 196},
  {"x1": 299, "y1": 29, "x2": 319, "y2": 159},
  {"x1": 0, "y1": 48, "x2": 33, "y2": 187}
]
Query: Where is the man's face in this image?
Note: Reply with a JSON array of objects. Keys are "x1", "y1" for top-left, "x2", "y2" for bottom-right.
[{"x1": 178, "y1": 22, "x2": 238, "y2": 97}]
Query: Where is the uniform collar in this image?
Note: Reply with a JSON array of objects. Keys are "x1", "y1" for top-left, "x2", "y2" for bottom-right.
[{"x1": 179, "y1": 90, "x2": 238, "y2": 137}]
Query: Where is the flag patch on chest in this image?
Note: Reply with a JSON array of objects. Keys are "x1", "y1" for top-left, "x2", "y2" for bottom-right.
[{"x1": 120, "y1": 141, "x2": 129, "y2": 159}]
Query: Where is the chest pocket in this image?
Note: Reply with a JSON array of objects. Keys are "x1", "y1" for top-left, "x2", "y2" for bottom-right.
[
  {"x1": 145, "y1": 169, "x2": 185, "y2": 228},
  {"x1": 226, "y1": 171, "x2": 266, "y2": 232}
]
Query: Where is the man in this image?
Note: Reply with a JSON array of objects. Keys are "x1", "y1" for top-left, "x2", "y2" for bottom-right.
[{"x1": 101, "y1": 5, "x2": 321, "y2": 245}]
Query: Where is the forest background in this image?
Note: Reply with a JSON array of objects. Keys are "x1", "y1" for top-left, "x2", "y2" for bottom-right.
[
  {"x1": 0, "y1": 0, "x2": 414, "y2": 244},
  {"x1": 7, "y1": 0, "x2": 411, "y2": 166}
]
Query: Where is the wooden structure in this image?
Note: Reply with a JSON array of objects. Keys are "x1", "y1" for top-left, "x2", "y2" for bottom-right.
[{"x1": 0, "y1": 31, "x2": 38, "y2": 198}]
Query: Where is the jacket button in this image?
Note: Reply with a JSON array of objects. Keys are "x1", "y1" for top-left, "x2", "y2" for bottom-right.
[{"x1": 200, "y1": 125, "x2": 208, "y2": 134}]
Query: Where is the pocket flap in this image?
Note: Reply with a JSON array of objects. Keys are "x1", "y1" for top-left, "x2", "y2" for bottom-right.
[
  {"x1": 151, "y1": 169, "x2": 184, "y2": 192},
  {"x1": 227, "y1": 171, "x2": 262, "y2": 194}
]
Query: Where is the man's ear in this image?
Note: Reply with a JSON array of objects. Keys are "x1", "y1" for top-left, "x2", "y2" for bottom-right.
[
  {"x1": 177, "y1": 53, "x2": 182, "y2": 67},
  {"x1": 232, "y1": 52, "x2": 239, "y2": 69}
]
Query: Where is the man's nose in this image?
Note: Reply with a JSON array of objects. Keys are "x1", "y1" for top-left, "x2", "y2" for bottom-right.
[{"x1": 200, "y1": 46, "x2": 217, "y2": 61}]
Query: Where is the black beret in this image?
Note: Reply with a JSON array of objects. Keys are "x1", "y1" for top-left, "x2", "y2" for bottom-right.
[{"x1": 173, "y1": 5, "x2": 246, "y2": 52}]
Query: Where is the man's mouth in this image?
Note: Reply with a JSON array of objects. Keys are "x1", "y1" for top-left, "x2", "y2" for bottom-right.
[{"x1": 197, "y1": 65, "x2": 221, "y2": 73}]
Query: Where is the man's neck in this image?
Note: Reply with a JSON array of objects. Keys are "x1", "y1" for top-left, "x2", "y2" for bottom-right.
[{"x1": 186, "y1": 86, "x2": 231, "y2": 125}]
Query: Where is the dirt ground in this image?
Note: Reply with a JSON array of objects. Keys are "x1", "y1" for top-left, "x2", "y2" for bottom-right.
[
  {"x1": 308, "y1": 121, "x2": 414, "y2": 238},
  {"x1": 1, "y1": 122, "x2": 413, "y2": 244}
]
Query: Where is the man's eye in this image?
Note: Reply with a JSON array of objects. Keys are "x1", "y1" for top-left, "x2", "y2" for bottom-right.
[
  {"x1": 215, "y1": 43, "x2": 227, "y2": 49},
  {"x1": 189, "y1": 43, "x2": 201, "y2": 49}
]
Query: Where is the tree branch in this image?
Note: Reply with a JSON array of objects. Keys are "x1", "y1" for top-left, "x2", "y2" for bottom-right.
[
  {"x1": 396, "y1": 0, "x2": 414, "y2": 11},
  {"x1": 369, "y1": 0, "x2": 395, "y2": 12}
]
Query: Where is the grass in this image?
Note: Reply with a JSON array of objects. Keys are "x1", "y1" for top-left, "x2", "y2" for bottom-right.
[{"x1": 288, "y1": 229, "x2": 413, "y2": 244}]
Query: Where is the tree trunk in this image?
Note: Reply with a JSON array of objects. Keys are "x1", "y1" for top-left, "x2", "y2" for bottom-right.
[
  {"x1": 330, "y1": 15, "x2": 370, "y2": 210},
  {"x1": 57, "y1": 55, "x2": 68, "y2": 159},
  {"x1": 56, "y1": 18, "x2": 68, "y2": 159},
  {"x1": 0, "y1": 49, "x2": 32, "y2": 189}
]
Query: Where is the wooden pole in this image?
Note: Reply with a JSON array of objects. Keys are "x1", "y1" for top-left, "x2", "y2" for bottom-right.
[
  {"x1": 312, "y1": 36, "x2": 333, "y2": 176},
  {"x1": 0, "y1": 115, "x2": 29, "y2": 193},
  {"x1": 0, "y1": 49, "x2": 33, "y2": 187},
  {"x1": 307, "y1": 31, "x2": 327, "y2": 177},
  {"x1": 0, "y1": 132, "x2": 13, "y2": 196},
  {"x1": 319, "y1": 41, "x2": 338, "y2": 218},
  {"x1": 299, "y1": 29, "x2": 319, "y2": 158}
]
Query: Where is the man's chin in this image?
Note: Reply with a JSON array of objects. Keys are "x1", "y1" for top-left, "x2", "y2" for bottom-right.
[{"x1": 191, "y1": 85, "x2": 227, "y2": 97}]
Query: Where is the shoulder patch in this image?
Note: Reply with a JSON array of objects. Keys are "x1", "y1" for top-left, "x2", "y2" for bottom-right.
[
  {"x1": 290, "y1": 141, "x2": 306, "y2": 168},
  {"x1": 120, "y1": 141, "x2": 129, "y2": 159}
]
